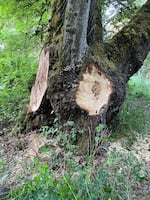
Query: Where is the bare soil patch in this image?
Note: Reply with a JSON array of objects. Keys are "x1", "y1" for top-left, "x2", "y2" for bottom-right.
[{"x1": 0, "y1": 125, "x2": 150, "y2": 199}]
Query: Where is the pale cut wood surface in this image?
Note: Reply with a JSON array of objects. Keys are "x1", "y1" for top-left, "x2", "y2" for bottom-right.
[{"x1": 29, "y1": 48, "x2": 49, "y2": 113}]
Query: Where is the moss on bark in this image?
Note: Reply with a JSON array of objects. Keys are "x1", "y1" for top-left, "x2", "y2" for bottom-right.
[
  {"x1": 19, "y1": 0, "x2": 150, "y2": 134},
  {"x1": 105, "y1": 0, "x2": 150, "y2": 78}
]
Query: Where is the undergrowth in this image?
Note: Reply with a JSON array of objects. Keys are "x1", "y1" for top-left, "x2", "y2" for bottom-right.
[
  {"x1": 1, "y1": 61, "x2": 149, "y2": 200},
  {"x1": 0, "y1": 58, "x2": 37, "y2": 122},
  {"x1": 0, "y1": 73, "x2": 149, "y2": 199},
  {"x1": 0, "y1": 3, "x2": 149, "y2": 200},
  {"x1": 8, "y1": 151, "x2": 144, "y2": 200},
  {"x1": 110, "y1": 73, "x2": 150, "y2": 147},
  {"x1": 7, "y1": 111, "x2": 149, "y2": 200},
  {"x1": 127, "y1": 75, "x2": 150, "y2": 100}
]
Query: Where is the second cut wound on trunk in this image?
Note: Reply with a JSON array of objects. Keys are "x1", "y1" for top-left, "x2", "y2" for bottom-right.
[{"x1": 76, "y1": 64, "x2": 112, "y2": 116}]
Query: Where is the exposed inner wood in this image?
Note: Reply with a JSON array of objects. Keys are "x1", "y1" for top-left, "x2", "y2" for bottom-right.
[
  {"x1": 76, "y1": 64, "x2": 112, "y2": 115},
  {"x1": 28, "y1": 48, "x2": 49, "y2": 113}
]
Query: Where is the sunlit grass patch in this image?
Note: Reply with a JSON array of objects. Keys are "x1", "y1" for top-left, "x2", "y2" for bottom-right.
[{"x1": 127, "y1": 75, "x2": 150, "y2": 100}]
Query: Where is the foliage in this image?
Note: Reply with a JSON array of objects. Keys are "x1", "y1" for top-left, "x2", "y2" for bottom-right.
[
  {"x1": 0, "y1": 0, "x2": 51, "y2": 37},
  {"x1": 0, "y1": 0, "x2": 51, "y2": 121},
  {"x1": 0, "y1": 0, "x2": 148, "y2": 122},
  {"x1": 0, "y1": 1, "x2": 149, "y2": 200},
  {"x1": 0, "y1": 150, "x2": 8, "y2": 189},
  {"x1": 40, "y1": 118, "x2": 84, "y2": 159},
  {"x1": 103, "y1": 0, "x2": 146, "y2": 39},
  {"x1": 110, "y1": 59, "x2": 150, "y2": 148},
  {"x1": 130, "y1": 54, "x2": 150, "y2": 92},
  {"x1": 0, "y1": 159, "x2": 5, "y2": 177},
  {"x1": 9, "y1": 151, "x2": 145, "y2": 200},
  {"x1": 127, "y1": 76, "x2": 150, "y2": 100},
  {"x1": 8, "y1": 115, "x2": 149, "y2": 200}
]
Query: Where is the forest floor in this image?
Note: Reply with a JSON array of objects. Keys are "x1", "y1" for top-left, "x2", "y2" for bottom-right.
[
  {"x1": 0, "y1": 98, "x2": 150, "y2": 199},
  {"x1": 0, "y1": 128, "x2": 150, "y2": 198}
]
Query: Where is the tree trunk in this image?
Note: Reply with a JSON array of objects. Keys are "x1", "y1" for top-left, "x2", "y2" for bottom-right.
[{"x1": 25, "y1": 0, "x2": 150, "y2": 138}]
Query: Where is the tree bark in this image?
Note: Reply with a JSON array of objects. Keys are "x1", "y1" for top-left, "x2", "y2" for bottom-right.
[{"x1": 25, "y1": 0, "x2": 150, "y2": 136}]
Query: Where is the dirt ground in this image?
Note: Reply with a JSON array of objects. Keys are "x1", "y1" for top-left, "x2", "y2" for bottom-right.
[
  {"x1": 0, "y1": 123, "x2": 150, "y2": 200},
  {"x1": 109, "y1": 137, "x2": 150, "y2": 200}
]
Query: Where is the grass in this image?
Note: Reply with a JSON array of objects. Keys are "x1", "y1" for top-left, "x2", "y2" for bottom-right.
[
  {"x1": 1, "y1": 69, "x2": 150, "y2": 200},
  {"x1": 127, "y1": 75, "x2": 150, "y2": 100},
  {"x1": 8, "y1": 72, "x2": 150, "y2": 199},
  {"x1": 8, "y1": 151, "x2": 145, "y2": 200},
  {"x1": 110, "y1": 74, "x2": 150, "y2": 148}
]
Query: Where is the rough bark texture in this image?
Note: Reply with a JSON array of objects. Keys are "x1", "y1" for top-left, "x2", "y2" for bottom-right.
[
  {"x1": 63, "y1": 0, "x2": 91, "y2": 69},
  {"x1": 25, "y1": 0, "x2": 150, "y2": 136},
  {"x1": 105, "y1": 0, "x2": 150, "y2": 78}
]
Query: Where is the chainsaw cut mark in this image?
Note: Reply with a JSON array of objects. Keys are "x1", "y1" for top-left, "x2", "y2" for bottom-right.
[{"x1": 76, "y1": 64, "x2": 112, "y2": 115}]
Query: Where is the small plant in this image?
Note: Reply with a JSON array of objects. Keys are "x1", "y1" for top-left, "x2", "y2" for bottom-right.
[
  {"x1": 109, "y1": 71, "x2": 150, "y2": 153},
  {"x1": 9, "y1": 151, "x2": 144, "y2": 200},
  {"x1": 0, "y1": 158, "x2": 5, "y2": 177},
  {"x1": 0, "y1": 150, "x2": 8, "y2": 185},
  {"x1": 89, "y1": 124, "x2": 110, "y2": 156},
  {"x1": 110, "y1": 69, "x2": 149, "y2": 134},
  {"x1": 40, "y1": 118, "x2": 83, "y2": 155}
]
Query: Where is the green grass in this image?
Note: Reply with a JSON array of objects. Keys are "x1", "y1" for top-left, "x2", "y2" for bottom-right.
[
  {"x1": 1, "y1": 72, "x2": 149, "y2": 200},
  {"x1": 110, "y1": 74, "x2": 150, "y2": 144},
  {"x1": 8, "y1": 151, "x2": 145, "y2": 200},
  {"x1": 0, "y1": 61, "x2": 37, "y2": 122},
  {"x1": 0, "y1": 65, "x2": 149, "y2": 199},
  {"x1": 127, "y1": 75, "x2": 150, "y2": 100},
  {"x1": 8, "y1": 92, "x2": 150, "y2": 200}
]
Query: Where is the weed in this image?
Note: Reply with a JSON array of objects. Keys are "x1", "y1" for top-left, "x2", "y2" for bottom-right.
[
  {"x1": 9, "y1": 151, "x2": 144, "y2": 200},
  {"x1": 110, "y1": 73, "x2": 150, "y2": 147},
  {"x1": 0, "y1": 150, "x2": 8, "y2": 185},
  {"x1": 0, "y1": 159, "x2": 5, "y2": 178},
  {"x1": 92, "y1": 124, "x2": 110, "y2": 155},
  {"x1": 40, "y1": 118, "x2": 83, "y2": 156}
]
